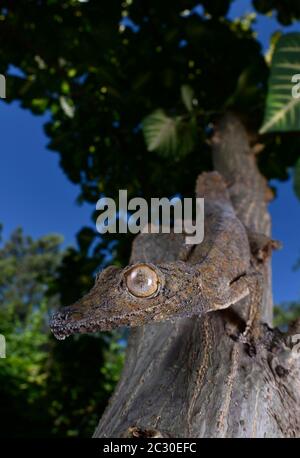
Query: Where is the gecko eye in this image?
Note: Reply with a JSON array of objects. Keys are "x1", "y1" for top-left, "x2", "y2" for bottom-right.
[{"x1": 124, "y1": 264, "x2": 159, "y2": 298}]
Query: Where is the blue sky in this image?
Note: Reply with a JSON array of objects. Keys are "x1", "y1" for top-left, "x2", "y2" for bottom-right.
[{"x1": 0, "y1": 0, "x2": 300, "y2": 305}]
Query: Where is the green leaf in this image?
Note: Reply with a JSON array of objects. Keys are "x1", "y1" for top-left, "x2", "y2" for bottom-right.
[
  {"x1": 31, "y1": 98, "x2": 48, "y2": 113},
  {"x1": 142, "y1": 109, "x2": 196, "y2": 158},
  {"x1": 181, "y1": 84, "x2": 194, "y2": 112},
  {"x1": 143, "y1": 110, "x2": 177, "y2": 155},
  {"x1": 177, "y1": 117, "x2": 197, "y2": 158},
  {"x1": 294, "y1": 157, "x2": 300, "y2": 200},
  {"x1": 260, "y1": 33, "x2": 300, "y2": 133},
  {"x1": 59, "y1": 96, "x2": 75, "y2": 118}
]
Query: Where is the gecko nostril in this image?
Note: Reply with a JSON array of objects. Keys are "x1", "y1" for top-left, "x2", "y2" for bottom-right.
[{"x1": 124, "y1": 264, "x2": 159, "y2": 298}]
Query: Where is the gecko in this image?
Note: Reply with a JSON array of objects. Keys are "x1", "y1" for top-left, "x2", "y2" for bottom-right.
[{"x1": 50, "y1": 172, "x2": 265, "y2": 342}]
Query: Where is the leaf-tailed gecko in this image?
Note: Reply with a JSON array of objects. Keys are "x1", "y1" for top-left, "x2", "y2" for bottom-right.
[{"x1": 50, "y1": 172, "x2": 264, "y2": 341}]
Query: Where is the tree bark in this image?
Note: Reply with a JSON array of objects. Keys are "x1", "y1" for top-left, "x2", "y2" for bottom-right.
[{"x1": 93, "y1": 114, "x2": 300, "y2": 438}]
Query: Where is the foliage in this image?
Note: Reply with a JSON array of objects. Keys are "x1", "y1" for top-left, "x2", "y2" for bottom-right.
[
  {"x1": 142, "y1": 84, "x2": 198, "y2": 158},
  {"x1": 0, "y1": 2, "x2": 299, "y2": 268},
  {"x1": 0, "y1": 226, "x2": 63, "y2": 334},
  {"x1": 142, "y1": 106, "x2": 197, "y2": 159},
  {"x1": 274, "y1": 302, "x2": 300, "y2": 328},
  {"x1": 259, "y1": 31, "x2": 300, "y2": 198},
  {"x1": 0, "y1": 227, "x2": 124, "y2": 437},
  {"x1": 260, "y1": 33, "x2": 300, "y2": 134},
  {"x1": 253, "y1": 0, "x2": 300, "y2": 26}
]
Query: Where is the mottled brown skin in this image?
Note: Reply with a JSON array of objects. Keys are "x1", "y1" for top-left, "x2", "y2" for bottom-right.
[
  {"x1": 50, "y1": 114, "x2": 300, "y2": 438},
  {"x1": 50, "y1": 172, "x2": 260, "y2": 341}
]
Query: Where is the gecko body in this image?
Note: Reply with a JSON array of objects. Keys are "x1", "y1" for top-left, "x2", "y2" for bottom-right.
[{"x1": 50, "y1": 172, "x2": 262, "y2": 341}]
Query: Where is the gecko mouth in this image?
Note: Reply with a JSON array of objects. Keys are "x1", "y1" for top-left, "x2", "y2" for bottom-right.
[
  {"x1": 50, "y1": 312, "x2": 101, "y2": 340},
  {"x1": 50, "y1": 302, "x2": 163, "y2": 340},
  {"x1": 50, "y1": 309, "x2": 132, "y2": 340}
]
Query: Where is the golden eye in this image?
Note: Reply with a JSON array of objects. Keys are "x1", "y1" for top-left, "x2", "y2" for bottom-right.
[{"x1": 125, "y1": 264, "x2": 159, "y2": 298}]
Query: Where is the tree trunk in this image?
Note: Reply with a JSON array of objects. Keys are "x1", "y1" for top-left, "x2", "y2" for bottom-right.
[{"x1": 93, "y1": 114, "x2": 300, "y2": 438}]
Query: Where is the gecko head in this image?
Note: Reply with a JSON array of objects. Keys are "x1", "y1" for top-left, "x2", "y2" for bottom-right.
[{"x1": 50, "y1": 261, "x2": 201, "y2": 340}]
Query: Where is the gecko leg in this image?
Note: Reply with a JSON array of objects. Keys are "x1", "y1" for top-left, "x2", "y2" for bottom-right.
[
  {"x1": 222, "y1": 271, "x2": 263, "y2": 343},
  {"x1": 242, "y1": 271, "x2": 264, "y2": 340}
]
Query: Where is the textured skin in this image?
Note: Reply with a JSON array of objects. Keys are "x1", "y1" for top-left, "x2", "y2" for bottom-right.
[
  {"x1": 211, "y1": 113, "x2": 273, "y2": 324},
  {"x1": 91, "y1": 114, "x2": 300, "y2": 438},
  {"x1": 50, "y1": 114, "x2": 300, "y2": 438},
  {"x1": 50, "y1": 172, "x2": 257, "y2": 341}
]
